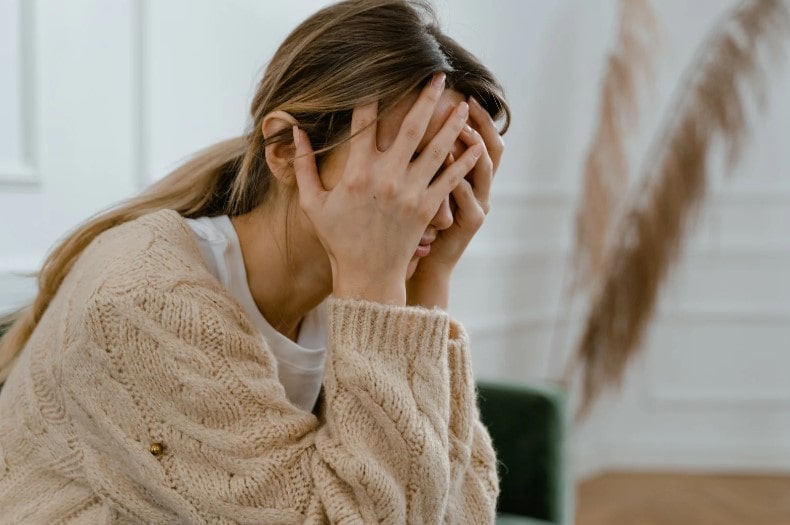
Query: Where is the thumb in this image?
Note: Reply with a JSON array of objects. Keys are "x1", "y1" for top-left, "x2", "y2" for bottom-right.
[{"x1": 292, "y1": 126, "x2": 323, "y2": 207}]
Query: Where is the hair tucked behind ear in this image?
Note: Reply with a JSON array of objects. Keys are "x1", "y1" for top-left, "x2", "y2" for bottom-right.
[{"x1": 0, "y1": 0, "x2": 510, "y2": 381}]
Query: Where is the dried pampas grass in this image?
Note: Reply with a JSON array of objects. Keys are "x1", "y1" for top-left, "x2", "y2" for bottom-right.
[
  {"x1": 570, "y1": 0, "x2": 790, "y2": 415},
  {"x1": 573, "y1": 0, "x2": 659, "y2": 289}
]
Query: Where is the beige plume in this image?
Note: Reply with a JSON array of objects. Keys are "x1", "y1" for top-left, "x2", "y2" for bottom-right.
[
  {"x1": 570, "y1": 0, "x2": 790, "y2": 416},
  {"x1": 572, "y1": 0, "x2": 659, "y2": 289}
]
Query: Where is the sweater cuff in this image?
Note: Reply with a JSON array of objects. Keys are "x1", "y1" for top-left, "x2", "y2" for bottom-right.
[{"x1": 328, "y1": 297, "x2": 450, "y2": 363}]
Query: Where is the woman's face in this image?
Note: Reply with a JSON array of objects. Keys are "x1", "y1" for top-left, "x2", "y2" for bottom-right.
[{"x1": 318, "y1": 89, "x2": 468, "y2": 279}]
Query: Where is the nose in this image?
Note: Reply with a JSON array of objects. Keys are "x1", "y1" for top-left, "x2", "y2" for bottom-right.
[{"x1": 430, "y1": 195, "x2": 454, "y2": 231}]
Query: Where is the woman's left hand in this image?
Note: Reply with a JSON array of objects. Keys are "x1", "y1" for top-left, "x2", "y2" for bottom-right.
[{"x1": 407, "y1": 97, "x2": 505, "y2": 309}]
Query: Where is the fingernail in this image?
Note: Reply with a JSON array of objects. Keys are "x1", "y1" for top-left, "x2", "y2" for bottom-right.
[
  {"x1": 292, "y1": 126, "x2": 300, "y2": 147},
  {"x1": 463, "y1": 124, "x2": 473, "y2": 135},
  {"x1": 471, "y1": 144, "x2": 483, "y2": 158},
  {"x1": 459, "y1": 102, "x2": 469, "y2": 118},
  {"x1": 469, "y1": 96, "x2": 482, "y2": 108},
  {"x1": 431, "y1": 72, "x2": 446, "y2": 90}
]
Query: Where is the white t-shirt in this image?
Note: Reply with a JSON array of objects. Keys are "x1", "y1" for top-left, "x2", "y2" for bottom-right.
[{"x1": 185, "y1": 215, "x2": 328, "y2": 413}]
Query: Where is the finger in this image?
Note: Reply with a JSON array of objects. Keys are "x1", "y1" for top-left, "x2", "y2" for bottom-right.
[
  {"x1": 349, "y1": 100, "x2": 378, "y2": 160},
  {"x1": 430, "y1": 153, "x2": 454, "y2": 185},
  {"x1": 469, "y1": 96, "x2": 504, "y2": 173},
  {"x1": 458, "y1": 124, "x2": 494, "y2": 205},
  {"x1": 292, "y1": 126, "x2": 324, "y2": 207},
  {"x1": 389, "y1": 72, "x2": 446, "y2": 158},
  {"x1": 411, "y1": 100, "x2": 469, "y2": 184},
  {"x1": 443, "y1": 153, "x2": 454, "y2": 170},
  {"x1": 452, "y1": 177, "x2": 488, "y2": 220},
  {"x1": 428, "y1": 142, "x2": 483, "y2": 205}
]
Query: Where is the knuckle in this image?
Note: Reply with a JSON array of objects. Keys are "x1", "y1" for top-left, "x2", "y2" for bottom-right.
[
  {"x1": 466, "y1": 202, "x2": 486, "y2": 225},
  {"x1": 299, "y1": 192, "x2": 318, "y2": 213},
  {"x1": 454, "y1": 114, "x2": 468, "y2": 130},
  {"x1": 482, "y1": 156, "x2": 494, "y2": 173},
  {"x1": 494, "y1": 135, "x2": 506, "y2": 153},
  {"x1": 376, "y1": 178, "x2": 398, "y2": 198},
  {"x1": 424, "y1": 88, "x2": 441, "y2": 104},
  {"x1": 345, "y1": 171, "x2": 367, "y2": 192},
  {"x1": 355, "y1": 117, "x2": 374, "y2": 130}
]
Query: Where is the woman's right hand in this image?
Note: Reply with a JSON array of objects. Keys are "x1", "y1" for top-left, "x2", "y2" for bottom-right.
[{"x1": 292, "y1": 73, "x2": 483, "y2": 305}]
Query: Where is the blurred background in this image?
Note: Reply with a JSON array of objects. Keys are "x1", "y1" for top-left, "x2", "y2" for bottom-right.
[{"x1": 1, "y1": 1, "x2": 789, "y2": 523}]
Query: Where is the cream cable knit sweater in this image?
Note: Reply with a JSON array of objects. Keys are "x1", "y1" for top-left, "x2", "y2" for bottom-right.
[{"x1": 0, "y1": 210, "x2": 499, "y2": 524}]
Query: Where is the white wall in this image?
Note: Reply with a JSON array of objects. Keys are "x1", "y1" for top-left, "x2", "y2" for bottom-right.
[
  {"x1": 563, "y1": 1, "x2": 790, "y2": 479},
  {"x1": 443, "y1": 0, "x2": 790, "y2": 480},
  {"x1": 1, "y1": 1, "x2": 141, "y2": 309},
  {"x1": 1, "y1": 0, "x2": 789, "y2": 484}
]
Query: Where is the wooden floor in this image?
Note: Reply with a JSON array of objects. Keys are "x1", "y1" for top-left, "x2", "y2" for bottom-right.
[{"x1": 576, "y1": 472, "x2": 790, "y2": 525}]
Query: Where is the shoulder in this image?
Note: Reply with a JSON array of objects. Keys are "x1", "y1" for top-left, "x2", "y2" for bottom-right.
[
  {"x1": 84, "y1": 209, "x2": 203, "y2": 280},
  {"x1": 72, "y1": 210, "x2": 245, "y2": 325}
]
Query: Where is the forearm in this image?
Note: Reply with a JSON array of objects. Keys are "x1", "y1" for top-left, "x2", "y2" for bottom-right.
[
  {"x1": 323, "y1": 300, "x2": 497, "y2": 522},
  {"x1": 318, "y1": 297, "x2": 454, "y2": 523}
]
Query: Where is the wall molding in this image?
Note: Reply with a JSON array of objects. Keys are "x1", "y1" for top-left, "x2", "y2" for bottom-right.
[
  {"x1": 0, "y1": 255, "x2": 41, "y2": 275},
  {"x1": 574, "y1": 439, "x2": 790, "y2": 480},
  {"x1": 132, "y1": 0, "x2": 150, "y2": 191},
  {"x1": 486, "y1": 185, "x2": 790, "y2": 253},
  {"x1": 0, "y1": 259, "x2": 37, "y2": 313},
  {"x1": 464, "y1": 312, "x2": 562, "y2": 336},
  {"x1": 0, "y1": 0, "x2": 39, "y2": 187},
  {"x1": 0, "y1": 163, "x2": 38, "y2": 188},
  {"x1": 464, "y1": 239, "x2": 790, "y2": 259},
  {"x1": 490, "y1": 186, "x2": 574, "y2": 205},
  {"x1": 464, "y1": 305, "x2": 790, "y2": 338},
  {"x1": 645, "y1": 388, "x2": 790, "y2": 408},
  {"x1": 491, "y1": 184, "x2": 790, "y2": 204},
  {"x1": 572, "y1": 441, "x2": 609, "y2": 481},
  {"x1": 655, "y1": 306, "x2": 790, "y2": 323}
]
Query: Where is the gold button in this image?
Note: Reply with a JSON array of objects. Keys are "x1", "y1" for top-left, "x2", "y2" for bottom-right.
[{"x1": 149, "y1": 442, "x2": 164, "y2": 457}]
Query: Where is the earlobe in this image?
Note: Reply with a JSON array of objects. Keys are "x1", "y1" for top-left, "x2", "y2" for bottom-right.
[{"x1": 261, "y1": 110, "x2": 299, "y2": 185}]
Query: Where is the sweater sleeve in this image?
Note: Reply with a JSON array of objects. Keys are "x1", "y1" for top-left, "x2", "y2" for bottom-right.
[
  {"x1": 443, "y1": 322, "x2": 500, "y2": 524},
  {"x1": 60, "y1": 281, "x2": 498, "y2": 524}
]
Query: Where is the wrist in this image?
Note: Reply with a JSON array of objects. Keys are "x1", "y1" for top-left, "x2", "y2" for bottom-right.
[
  {"x1": 334, "y1": 274, "x2": 406, "y2": 306},
  {"x1": 407, "y1": 271, "x2": 451, "y2": 310}
]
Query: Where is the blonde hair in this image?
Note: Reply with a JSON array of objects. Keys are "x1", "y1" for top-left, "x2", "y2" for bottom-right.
[{"x1": 0, "y1": 0, "x2": 510, "y2": 381}]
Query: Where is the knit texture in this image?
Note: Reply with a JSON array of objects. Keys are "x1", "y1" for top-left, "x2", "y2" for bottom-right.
[{"x1": 0, "y1": 210, "x2": 499, "y2": 524}]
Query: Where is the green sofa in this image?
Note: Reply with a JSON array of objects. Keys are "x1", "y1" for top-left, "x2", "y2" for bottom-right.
[
  {"x1": 0, "y1": 322, "x2": 568, "y2": 523},
  {"x1": 477, "y1": 381, "x2": 568, "y2": 525}
]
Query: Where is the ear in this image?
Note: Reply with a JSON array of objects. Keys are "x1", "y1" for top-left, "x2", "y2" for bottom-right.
[{"x1": 261, "y1": 110, "x2": 299, "y2": 185}]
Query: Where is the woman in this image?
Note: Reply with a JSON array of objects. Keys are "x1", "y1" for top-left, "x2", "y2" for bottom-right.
[{"x1": 0, "y1": 0, "x2": 509, "y2": 522}]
